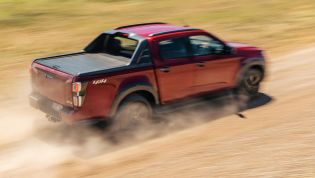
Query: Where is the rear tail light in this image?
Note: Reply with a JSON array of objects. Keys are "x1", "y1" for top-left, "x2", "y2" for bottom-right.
[
  {"x1": 72, "y1": 82, "x2": 87, "y2": 107},
  {"x1": 72, "y1": 82, "x2": 82, "y2": 93}
]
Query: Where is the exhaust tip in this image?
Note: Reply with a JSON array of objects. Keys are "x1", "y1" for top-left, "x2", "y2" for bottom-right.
[{"x1": 46, "y1": 114, "x2": 62, "y2": 122}]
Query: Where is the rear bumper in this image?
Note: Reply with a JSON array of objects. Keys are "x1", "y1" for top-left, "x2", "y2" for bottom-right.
[{"x1": 29, "y1": 92, "x2": 104, "y2": 125}]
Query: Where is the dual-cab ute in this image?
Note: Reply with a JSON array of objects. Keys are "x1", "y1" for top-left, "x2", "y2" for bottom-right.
[{"x1": 29, "y1": 22, "x2": 265, "y2": 130}]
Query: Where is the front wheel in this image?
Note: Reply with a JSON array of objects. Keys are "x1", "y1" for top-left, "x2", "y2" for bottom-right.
[
  {"x1": 110, "y1": 94, "x2": 152, "y2": 133},
  {"x1": 236, "y1": 68, "x2": 263, "y2": 97}
]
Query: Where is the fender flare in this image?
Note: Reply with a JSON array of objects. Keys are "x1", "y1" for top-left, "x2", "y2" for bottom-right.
[
  {"x1": 109, "y1": 85, "x2": 159, "y2": 117},
  {"x1": 235, "y1": 58, "x2": 265, "y2": 86}
]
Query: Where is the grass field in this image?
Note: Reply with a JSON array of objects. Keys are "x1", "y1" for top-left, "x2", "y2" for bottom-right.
[
  {"x1": 0, "y1": 0, "x2": 313, "y2": 100},
  {"x1": 0, "y1": 0, "x2": 314, "y2": 100},
  {"x1": 0, "y1": 0, "x2": 315, "y2": 66}
]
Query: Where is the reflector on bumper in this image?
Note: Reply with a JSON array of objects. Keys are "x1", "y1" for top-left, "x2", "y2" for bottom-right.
[{"x1": 73, "y1": 96, "x2": 84, "y2": 107}]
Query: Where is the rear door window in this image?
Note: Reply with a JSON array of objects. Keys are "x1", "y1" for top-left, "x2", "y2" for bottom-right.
[{"x1": 158, "y1": 37, "x2": 190, "y2": 59}]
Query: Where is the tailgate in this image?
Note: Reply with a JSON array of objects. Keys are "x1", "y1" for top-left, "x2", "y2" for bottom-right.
[{"x1": 31, "y1": 63, "x2": 74, "y2": 106}]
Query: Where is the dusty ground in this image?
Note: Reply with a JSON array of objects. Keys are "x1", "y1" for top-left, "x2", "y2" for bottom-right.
[
  {"x1": 0, "y1": 1, "x2": 315, "y2": 177},
  {"x1": 0, "y1": 44, "x2": 314, "y2": 177}
]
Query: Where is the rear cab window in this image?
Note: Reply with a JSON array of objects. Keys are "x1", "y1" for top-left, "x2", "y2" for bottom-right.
[{"x1": 85, "y1": 33, "x2": 139, "y2": 59}]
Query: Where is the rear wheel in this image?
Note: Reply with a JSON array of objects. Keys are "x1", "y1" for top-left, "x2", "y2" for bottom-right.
[
  {"x1": 110, "y1": 94, "x2": 152, "y2": 133},
  {"x1": 236, "y1": 68, "x2": 263, "y2": 97}
]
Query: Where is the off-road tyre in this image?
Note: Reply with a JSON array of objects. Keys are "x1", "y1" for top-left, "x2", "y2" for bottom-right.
[
  {"x1": 236, "y1": 68, "x2": 263, "y2": 97},
  {"x1": 110, "y1": 94, "x2": 153, "y2": 133}
]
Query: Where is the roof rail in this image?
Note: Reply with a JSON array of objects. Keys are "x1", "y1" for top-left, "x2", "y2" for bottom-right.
[
  {"x1": 148, "y1": 28, "x2": 199, "y2": 37},
  {"x1": 115, "y1": 22, "x2": 167, "y2": 30}
]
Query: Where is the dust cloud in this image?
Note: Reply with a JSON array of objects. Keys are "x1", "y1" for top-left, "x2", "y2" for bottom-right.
[{"x1": 0, "y1": 89, "x2": 249, "y2": 178}]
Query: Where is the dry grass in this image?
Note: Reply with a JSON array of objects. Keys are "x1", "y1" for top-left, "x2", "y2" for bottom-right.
[
  {"x1": 0, "y1": 0, "x2": 314, "y2": 100},
  {"x1": 0, "y1": 0, "x2": 315, "y2": 66}
]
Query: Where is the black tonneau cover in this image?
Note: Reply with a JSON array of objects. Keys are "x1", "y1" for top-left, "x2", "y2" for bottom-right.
[{"x1": 35, "y1": 52, "x2": 131, "y2": 76}]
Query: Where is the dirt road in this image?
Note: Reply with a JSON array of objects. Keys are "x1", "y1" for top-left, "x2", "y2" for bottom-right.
[{"x1": 0, "y1": 46, "x2": 314, "y2": 178}]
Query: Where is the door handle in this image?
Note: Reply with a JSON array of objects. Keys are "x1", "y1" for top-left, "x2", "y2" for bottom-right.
[
  {"x1": 160, "y1": 67, "x2": 170, "y2": 73},
  {"x1": 196, "y1": 61, "x2": 206, "y2": 67}
]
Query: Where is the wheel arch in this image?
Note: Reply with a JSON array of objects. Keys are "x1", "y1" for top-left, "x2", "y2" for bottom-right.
[{"x1": 109, "y1": 85, "x2": 159, "y2": 117}]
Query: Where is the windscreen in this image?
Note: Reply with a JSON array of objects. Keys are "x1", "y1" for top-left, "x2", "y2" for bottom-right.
[{"x1": 85, "y1": 33, "x2": 138, "y2": 59}]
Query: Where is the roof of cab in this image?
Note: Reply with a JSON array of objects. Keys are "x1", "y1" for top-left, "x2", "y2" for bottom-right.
[{"x1": 116, "y1": 22, "x2": 199, "y2": 38}]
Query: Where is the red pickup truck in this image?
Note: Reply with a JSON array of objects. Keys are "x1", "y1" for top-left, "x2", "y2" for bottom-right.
[{"x1": 30, "y1": 22, "x2": 265, "y2": 130}]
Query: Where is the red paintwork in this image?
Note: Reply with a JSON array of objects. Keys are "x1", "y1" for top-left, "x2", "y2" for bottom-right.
[
  {"x1": 118, "y1": 24, "x2": 190, "y2": 38},
  {"x1": 69, "y1": 68, "x2": 157, "y2": 121},
  {"x1": 31, "y1": 63, "x2": 73, "y2": 106},
  {"x1": 30, "y1": 23, "x2": 264, "y2": 123}
]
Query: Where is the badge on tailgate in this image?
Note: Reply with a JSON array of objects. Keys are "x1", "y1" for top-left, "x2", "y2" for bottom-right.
[{"x1": 92, "y1": 79, "x2": 107, "y2": 85}]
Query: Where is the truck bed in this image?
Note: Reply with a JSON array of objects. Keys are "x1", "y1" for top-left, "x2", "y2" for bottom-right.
[{"x1": 35, "y1": 52, "x2": 131, "y2": 76}]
